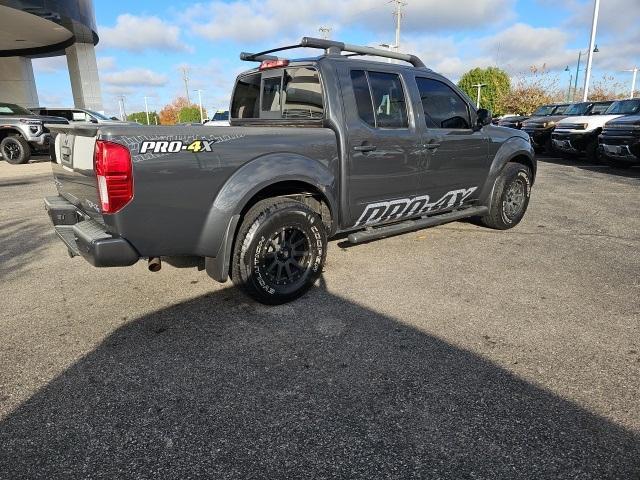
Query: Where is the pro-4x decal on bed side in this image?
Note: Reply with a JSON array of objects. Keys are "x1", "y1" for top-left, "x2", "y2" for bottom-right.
[{"x1": 354, "y1": 187, "x2": 477, "y2": 227}]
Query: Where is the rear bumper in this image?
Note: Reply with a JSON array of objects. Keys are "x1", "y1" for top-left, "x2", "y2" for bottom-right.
[{"x1": 45, "y1": 195, "x2": 139, "y2": 267}]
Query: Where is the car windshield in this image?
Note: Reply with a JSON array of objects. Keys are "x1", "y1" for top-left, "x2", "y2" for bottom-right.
[
  {"x1": 0, "y1": 102, "x2": 33, "y2": 116},
  {"x1": 589, "y1": 102, "x2": 613, "y2": 115},
  {"x1": 552, "y1": 104, "x2": 570, "y2": 114},
  {"x1": 604, "y1": 99, "x2": 640, "y2": 115},
  {"x1": 532, "y1": 105, "x2": 556, "y2": 116},
  {"x1": 563, "y1": 103, "x2": 591, "y2": 115},
  {"x1": 84, "y1": 109, "x2": 111, "y2": 121},
  {"x1": 212, "y1": 111, "x2": 229, "y2": 121}
]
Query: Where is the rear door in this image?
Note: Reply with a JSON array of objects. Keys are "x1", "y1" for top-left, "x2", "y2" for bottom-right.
[
  {"x1": 342, "y1": 68, "x2": 424, "y2": 227},
  {"x1": 414, "y1": 76, "x2": 490, "y2": 205}
]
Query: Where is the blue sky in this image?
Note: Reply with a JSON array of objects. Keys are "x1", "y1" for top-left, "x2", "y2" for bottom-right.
[{"x1": 32, "y1": 0, "x2": 640, "y2": 118}]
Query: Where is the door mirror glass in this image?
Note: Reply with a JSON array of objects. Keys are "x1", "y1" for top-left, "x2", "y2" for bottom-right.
[{"x1": 476, "y1": 108, "x2": 492, "y2": 128}]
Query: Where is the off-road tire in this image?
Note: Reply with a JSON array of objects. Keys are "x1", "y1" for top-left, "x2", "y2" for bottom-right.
[
  {"x1": 231, "y1": 197, "x2": 327, "y2": 304},
  {"x1": 480, "y1": 162, "x2": 532, "y2": 230},
  {"x1": 0, "y1": 135, "x2": 31, "y2": 165}
]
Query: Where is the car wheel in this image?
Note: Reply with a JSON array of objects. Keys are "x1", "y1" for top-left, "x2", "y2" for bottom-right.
[
  {"x1": 231, "y1": 197, "x2": 327, "y2": 304},
  {"x1": 0, "y1": 135, "x2": 31, "y2": 165},
  {"x1": 480, "y1": 162, "x2": 532, "y2": 230}
]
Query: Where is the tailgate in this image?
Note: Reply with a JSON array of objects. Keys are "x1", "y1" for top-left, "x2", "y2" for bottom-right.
[{"x1": 47, "y1": 123, "x2": 103, "y2": 219}]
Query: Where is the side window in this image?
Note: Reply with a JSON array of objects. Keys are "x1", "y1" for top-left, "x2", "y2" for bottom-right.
[
  {"x1": 350, "y1": 70, "x2": 408, "y2": 129},
  {"x1": 367, "y1": 72, "x2": 408, "y2": 128},
  {"x1": 350, "y1": 70, "x2": 375, "y2": 127},
  {"x1": 415, "y1": 77, "x2": 471, "y2": 129},
  {"x1": 231, "y1": 73, "x2": 260, "y2": 119}
]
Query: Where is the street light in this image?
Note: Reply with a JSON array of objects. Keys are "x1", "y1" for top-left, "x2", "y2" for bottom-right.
[
  {"x1": 193, "y1": 89, "x2": 205, "y2": 123},
  {"x1": 622, "y1": 67, "x2": 638, "y2": 99},
  {"x1": 564, "y1": 66, "x2": 573, "y2": 102},
  {"x1": 572, "y1": 44, "x2": 599, "y2": 102},
  {"x1": 472, "y1": 83, "x2": 486, "y2": 109},
  {"x1": 582, "y1": 0, "x2": 600, "y2": 101}
]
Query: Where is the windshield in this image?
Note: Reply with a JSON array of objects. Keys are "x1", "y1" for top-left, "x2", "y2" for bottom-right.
[
  {"x1": 589, "y1": 102, "x2": 612, "y2": 115},
  {"x1": 552, "y1": 104, "x2": 570, "y2": 114},
  {"x1": 605, "y1": 99, "x2": 640, "y2": 115},
  {"x1": 532, "y1": 105, "x2": 556, "y2": 116},
  {"x1": 0, "y1": 102, "x2": 33, "y2": 116},
  {"x1": 83, "y1": 109, "x2": 111, "y2": 120},
  {"x1": 212, "y1": 111, "x2": 229, "y2": 121},
  {"x1": 563, "y1": 103, "x2": 591, "y2": 115}
]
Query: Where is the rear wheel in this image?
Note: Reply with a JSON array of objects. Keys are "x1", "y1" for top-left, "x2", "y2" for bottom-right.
[
  {"x1": 0, "y1": 135, "x2": 31, "y2": 165},
  {"x1": 480, "y1": 163, "x2": 532, "y2": 230},
  {"x1": 231, "y1": 198, "x2": 327, "y2": 304}
]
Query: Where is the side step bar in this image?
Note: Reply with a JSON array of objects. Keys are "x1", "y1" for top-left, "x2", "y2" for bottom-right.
[{"x1": 347, "y1": 206, "x2": 489, "y2": 244}]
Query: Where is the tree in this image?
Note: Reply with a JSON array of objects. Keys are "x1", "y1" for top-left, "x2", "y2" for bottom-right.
[
  {"x1": 458, "y1": 67, "x2": 510, "y2": 115},
  {"x1": 496, "y1": 66, "x2": 563, "y2": 116},
  {"x1": 159, "y1": 97, "x2": 204, "y2": 125},
  {"x1": 178, "y1": 106, "x2": 204, "y2": 123},
  {"x1": 127, "y1": 111, "x2": 159, "y2": 125}
]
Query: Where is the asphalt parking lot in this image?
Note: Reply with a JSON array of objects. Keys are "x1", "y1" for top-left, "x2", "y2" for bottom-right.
[{"x1": 0, "y1": 156, "x2": 639, "y2": 479}]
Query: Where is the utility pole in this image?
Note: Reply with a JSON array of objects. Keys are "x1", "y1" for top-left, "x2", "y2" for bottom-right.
[
  {"x1": 472, "y1": 83, "x2": 486, "y2": 108},
  {"x1": 573, "y1": 51, "x2": 582, "y2": 101},
  {"x1": 623, "y1": 67, "x2": 638, "y2": 99},
  {"x1": 194, "y1": 89, "x2": 204, "y2": 123},
  {"x1": 118, "y1": 96, "x2": 127, "y2": 121},
  {"x1": 144, "y1": 96, "x2": 150, "y2": 125},
  {"x1": 390, "y1": 0, "x2": 407, "y2": 52},
  {"x1": 582, "y1": 0, "x2": 600, "y2": 101},
  {"x1": 318, "y1": 26, "x2": 332, "y2": 40},
  {"x1": 181, "y1": 67, "x2": 191, "y2": 103}
]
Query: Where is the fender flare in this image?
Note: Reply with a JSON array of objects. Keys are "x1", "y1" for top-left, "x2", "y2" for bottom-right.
[
  {"x1": 199, "y1": 153, "x2": 337, "y2": 281},
  {"x1": 478, "y1": 136, "x2": 536, "y2": 207}
]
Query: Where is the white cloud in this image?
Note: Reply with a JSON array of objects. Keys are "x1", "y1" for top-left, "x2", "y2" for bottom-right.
[
  {"x1": 97, "y1": 56, "x2": 116, "y2": 71},
  {"x1": 103, "y1": 68, "x2": 168, "y2": 87},
  {"x1": 32, "y1": 56, "x2": 67, "y2": 74},
  {"x1": 99, "y1": 14, "x2": 190, "y2": 52}
]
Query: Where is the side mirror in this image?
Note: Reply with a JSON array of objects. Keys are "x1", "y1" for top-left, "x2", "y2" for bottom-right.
[{"x1": 476, "y1": 108, "x2": 492, "y2": 128}]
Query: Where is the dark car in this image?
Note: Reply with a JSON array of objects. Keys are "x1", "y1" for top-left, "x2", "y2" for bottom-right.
[
  {"x1": 44, "y1": 37, "x2": 535, "y2": 304},
  {"x1": 497, "y1": 103, "x2": 564, "y2": 130},
  {"x1": 599, "y1": 108, "x2": 640, "y2": 168}
]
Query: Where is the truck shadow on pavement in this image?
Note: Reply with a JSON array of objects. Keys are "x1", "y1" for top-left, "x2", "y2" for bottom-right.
[
  {"x1": 0, "y1": 218, "x2": 56, "y2": 281},
  {"x1": 0, "y1": 285, "x2": 638, "y2": 479}
]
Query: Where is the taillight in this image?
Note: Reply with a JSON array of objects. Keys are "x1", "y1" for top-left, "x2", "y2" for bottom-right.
[{"x1": 94, "y1": 140, "x2": 133, "y2": 214}]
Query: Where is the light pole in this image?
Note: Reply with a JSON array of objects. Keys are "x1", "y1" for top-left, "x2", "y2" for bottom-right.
[
  {"x1": 194, "y1": 89, "x2": 204, "y2": 123},
  {"x1": 472, "y1": 83, "x2": 486, "y2": 108},
  {"x1": 572, "y1": 45, "x2": 598, "y2": 102},
  {"x1": 623, "y1": 67, "x2": 638, "y2": 99},
  {"x1": 143, "y1": 96, "x2": 150, "y2": 125},
  {"x1": 582, "y1": 0, "x2": 600, "y2": 101},
  {"x1": 564, "y1": 66, "x2": 573, "y2": 101}
]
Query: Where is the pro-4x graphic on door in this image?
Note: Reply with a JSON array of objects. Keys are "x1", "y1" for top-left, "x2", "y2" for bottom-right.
[{"x1": 354, "y1": 187, "x2": 477, "y2": 227}]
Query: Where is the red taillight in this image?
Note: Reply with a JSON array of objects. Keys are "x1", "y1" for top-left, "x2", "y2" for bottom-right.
[
  {"x1": 94, "y1": 140, "x2": 133, "y2": 214},
  {"x1": 259, "y1": 59, "x2": 289, "y2": 70}
]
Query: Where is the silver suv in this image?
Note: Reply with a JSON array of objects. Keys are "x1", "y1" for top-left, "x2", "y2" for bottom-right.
[{"x1": 0, "y1": 102, "x2": 68, "y2": 165}]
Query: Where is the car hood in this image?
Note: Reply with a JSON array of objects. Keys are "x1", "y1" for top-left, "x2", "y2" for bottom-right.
[
  {"x1": 601, "y1": 114, "x2": 640, "y2": 126},
  {"x1": 499, "y1": 115, "x2": 529, "y2": 122},
  {"x1": 557, "y1": 114, "x2": 622, "y2": 125}
]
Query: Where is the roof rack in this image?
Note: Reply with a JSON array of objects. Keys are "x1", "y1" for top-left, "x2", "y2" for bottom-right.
[{"x1": 240, "y1": 37, "x2": 426, "y2": 69}]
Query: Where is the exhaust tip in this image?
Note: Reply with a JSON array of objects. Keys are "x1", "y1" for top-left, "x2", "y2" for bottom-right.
[{"x1": 148, "y1": 257, "x2": 161, "y2": 272}]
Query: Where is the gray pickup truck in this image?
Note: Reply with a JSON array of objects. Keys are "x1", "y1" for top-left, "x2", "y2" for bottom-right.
[
  {"x1": 45, "y1": 38, "x2": 536, "y2": 304},
  {"x1": 1, "y1": 102, "x2": 68, "y2": 164}
]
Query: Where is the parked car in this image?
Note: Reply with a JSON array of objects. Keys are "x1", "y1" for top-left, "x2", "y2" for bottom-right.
[
  {"x1": 498, "y1": 103, "x2": 564, "y2": 130},
  {"x1": 521, "y1": 103, "x2": 583, "y2": 153},
  {"x1": 0, "y1": 102, "x2": 68, "y2": 164},
  {"x1": 550, "y1": 100, "x2": 614, "y2": 161},
  {"x1": 204, "y1": 110, "x2": 230, "y2": 126},
  {"x1": 44, "y1": 37, "x2": 535, "y2": 304},
  {"x1": 30, "y1": 107, "x2": 136, "y2": 125},
  {"x1": 598, "y1": 109, "x2": 640, "y2": 168}
]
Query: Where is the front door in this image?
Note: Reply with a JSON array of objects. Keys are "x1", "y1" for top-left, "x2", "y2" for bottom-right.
[
  {"x1": 344, "y1": 69, "x2": 424, "y2": 228},
  {"x1": 414, "y1": 76, "x2": 490, "y2": 210}
]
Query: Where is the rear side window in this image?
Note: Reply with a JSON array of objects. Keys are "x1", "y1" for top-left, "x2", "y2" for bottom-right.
[
  {"x1": 231, "y1": 73, "x2": 260, "y2": 119},
  {"x1": 415, "y1": 77, "x2": 471, "y2": 129},
  {"x1": 350, "y1": 70, "x2": 408, "y2": 129},
  {"x1": 231, "y1": 68, "x2": 323, "y2": 120}
]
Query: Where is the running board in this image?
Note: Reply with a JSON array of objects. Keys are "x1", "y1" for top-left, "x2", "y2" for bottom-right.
[{"x1": 347, "y1": 206, "x2": 488, "y2": 244}]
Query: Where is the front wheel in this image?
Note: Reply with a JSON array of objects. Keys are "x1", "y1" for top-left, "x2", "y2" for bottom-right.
[
  {"x1": 231, "y1": 198, "x2": 327, "y2": 304},
  {"x1": 480, "y1": 163, "x2": 532, "y2": 230},
  {"x1": 1, "y1": 135, "x2": 31, "y2": 164}
]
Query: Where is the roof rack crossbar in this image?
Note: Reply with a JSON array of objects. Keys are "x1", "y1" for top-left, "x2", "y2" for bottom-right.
[{"x1": 239, "y1": 37, "x2": 426, "y2": 69}]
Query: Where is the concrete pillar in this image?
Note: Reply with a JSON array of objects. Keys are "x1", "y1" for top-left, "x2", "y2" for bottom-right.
[
  {"x1": 0, "y1": 57, "x2": 39, "y2": 108},
  {"x1": 65, "y1": 43, "x2": 103, "y2": 112}
]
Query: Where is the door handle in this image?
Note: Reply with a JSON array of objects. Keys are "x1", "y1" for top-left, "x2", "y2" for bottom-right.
[{"x1": 353, "y1": 144, "x2": 377, "y2": 152}]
